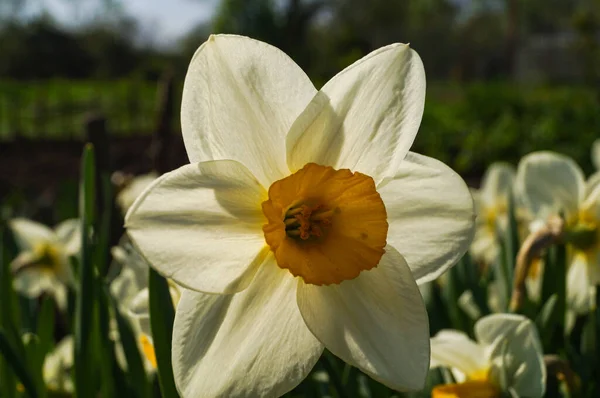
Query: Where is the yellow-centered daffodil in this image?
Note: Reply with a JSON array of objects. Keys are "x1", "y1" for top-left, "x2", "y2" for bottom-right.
[
  {"x1": 430, "y1": 314, "x2": 546, "y2": 397},
  {"x1": 9, "y1": 218, "x2": 80, "y2": 309},
  {"x1": 125, "y1": 34, "x2": 475, "y2": 397},
  {"x1": 516, "y1": 151, "x2": 600, "y2": 315}
]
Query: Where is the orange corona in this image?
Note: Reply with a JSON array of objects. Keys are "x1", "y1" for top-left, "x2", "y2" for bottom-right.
[{"x1": 262, "y1": 163, "x2": 388, "y2": 285}]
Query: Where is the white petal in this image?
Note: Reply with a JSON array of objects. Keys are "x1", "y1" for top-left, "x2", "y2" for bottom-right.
[
  {"x1": 296, "y1": 246, "x2": 429, "y2": 391},
  {"x1": 470, "y1": 229, "x2": 499, "y2": 265},
  {"x1": 53, "y1": 219, "x2": 81, "y2": 255},
  {"x1": 430, "y1": 330, "x2": 488, "y2": 376},
  {"x1": 125, "y1": 160, "x2": 269, "y2": 294},
  {"x1": 567, "y1": 253, "x2": 594, "y2": 314},
  {"x1": 181, "y1": 34, "x2": 316, "y2": 187},
  {"x1": 286, "y1": 43, "x2": 425, "y2": 183},
  {"x1": 582, "y1": 182, "x2": 600, "y2": 221},
  {"x1": 43, "y1": 336, "x2": 74, "y2": 392},
  {"x1": 13, "y1": 268, "x2": 63, "y2": 299},
  {"x1": 586, "y1": 171, "x2": 600, "y2": 198},
  {"x1": 515, "y1": 151, "x2": 585, "y2": 220},
  {"x1": 172, "y1": 257, "x2": 323, "y2": 398},
  {"x1": 128, "y1": 289, "x2": 149, "y2": 316},
  {"x1": 593, "y1": 139, "x2": 600, "y2": 170},
  {"x1": 378, "y1": 152, "x2": 475, "y2": 284},
  {"x1": 9, "y1": 218, "x2": 55, "y2": 250},
  {"x1": 475, "y1": 314, "x2": 546, "y2": 397},
  {"x1": 480, "y1": 162, "x2": 515, "y2": 208}
]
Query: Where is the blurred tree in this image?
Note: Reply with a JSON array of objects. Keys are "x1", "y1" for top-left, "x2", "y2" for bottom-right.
[
  {"x1": 211, "y1": 0, "x2": 324, "y2": 71},
  {"x1": 0, "y1": 16, "x2": 93, "y2": 79}
]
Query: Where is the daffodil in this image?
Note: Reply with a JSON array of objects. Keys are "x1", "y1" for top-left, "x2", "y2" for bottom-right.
[
  {"x1": 515, "y1": 151, "x2": 600, "y2": 314},
  {"x1": 125, "y1": 34, "x2": 475, "y2": 396},
  {"x1": 470, "y1": 163, "x2": 516, "y2": 265},
  {"x1": 116, "y1": 172, "x2": 159, "y2": 215},
  {"x1": 430, "y1": 313, "x2": 546, "y2": 397},
  {"x1": 43, "y1": 336, "x2": 74, "y2": 393},
  {"x1": 9, "y1": 218, "x2": 80, "y2": 310},
  {"x1": 110, "y1": 238, "x2": 181, "y2": 372}
]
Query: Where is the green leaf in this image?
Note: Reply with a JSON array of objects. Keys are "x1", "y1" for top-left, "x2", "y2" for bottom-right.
[
  {"x1": 0, "y1": 329, "x2": 39, "y2": 398},
  {"x1": 36, "y1": 297, "x2": 55, "y2": 363},
  {"x1": 22, "y1": 333, "x2": 46, "y2": 397},
  {"x1": 149, "y1": 268, "x2": 179, "y2": 398},
  {"x1": 535, "y1": 294, "x2": 559, "y2": 351},
  {"x1": 74, "y1": 143, "x2": 97, "y2": 397},
  {"x1": 95, "y1": 281, "x2": 118, "y2": 398},
  {"x1": 0, "y1": 221, "x2": 18, "y2": 398},
  {"x1": 442, "y1": 258, "x2": 469, "y2": 332},
  {"x1": 106, "y1": 284, "x2": 149, "y2": 398}
]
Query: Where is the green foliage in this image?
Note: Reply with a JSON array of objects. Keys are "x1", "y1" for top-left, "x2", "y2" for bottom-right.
[{"x1": 415, "y1": 83, "x2": 600, "y2": 176}]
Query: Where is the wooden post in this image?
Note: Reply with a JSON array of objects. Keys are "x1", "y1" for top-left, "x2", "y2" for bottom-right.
[{"x1": 151, "y1": 70, "x2": 175, "y2": 174}]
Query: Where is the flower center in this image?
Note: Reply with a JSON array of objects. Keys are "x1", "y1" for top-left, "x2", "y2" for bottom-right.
[
  {"x1": 431, "y1": 380, "x2": 501, "y2": 398},
  {"x1": 262, "y1": 163, "x2": 388, "y2": 285},
  {"x1": 284, "y1": 202, "x2": 337, "y2": 240}
]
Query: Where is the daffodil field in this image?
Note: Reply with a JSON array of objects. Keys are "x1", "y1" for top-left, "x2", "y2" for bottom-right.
[{"x1": 1, "y1": 35, "x2": 600, "y2": 398}]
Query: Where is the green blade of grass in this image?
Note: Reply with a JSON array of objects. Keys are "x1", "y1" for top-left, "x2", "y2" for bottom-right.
[
  {"x1": 74, "y1": 143, "x2": 96, "y2": 397},
  {"x1": 149, "y1": 268, "x2": 179, "y2": 398},
  {"x1": 0, "y1": 329, "x2": 39, "y2": 398},
  {"x1": 106, "y1": 284, "x2": 149, "y2": 398}
]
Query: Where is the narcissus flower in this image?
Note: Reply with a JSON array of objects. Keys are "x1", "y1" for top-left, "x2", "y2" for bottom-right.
[
  {"x1": 430, "y1": 314, "x2": 546, "y2": 397},
  {"x1": 470, "y1": 163, "x2": 516, "y2": 265},
  {"x1": 9, "y1": 218, "x2": 80, "y2": 309},
  {"x1": 110, "y1": 238, "x2": 181, "y2": 372},
  {"x1": 43, "y1": 336, "x2": 74, "y2": 393},
  {"x1": 516, "y1": 151, "x2": 600, "y2": 314},
  {"x1": 126, "y1": 34, "x2": 475, "y2": 396}
]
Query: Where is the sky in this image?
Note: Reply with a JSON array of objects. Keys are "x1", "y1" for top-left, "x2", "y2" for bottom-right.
[{"x1": 20, "y1": 0, "x2": 218, "y2": 46}]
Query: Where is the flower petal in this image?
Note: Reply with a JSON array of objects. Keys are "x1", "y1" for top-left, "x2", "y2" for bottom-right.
[
  {"x1": 54, "y1": 219, "x2": 81, "y2": 255},
  {"x1": 9, "y1": 218, "x2": 55, "y2": 250},
  {"x1": 181, "y1": 34, "x2": 316, "y2": 187},
  {"x1": 296, "y1": 246, "x2": 429, "y2": 391},
  {"x1": 430, "y1": 330, "x2": 488, "y2": 377},
  {"x1": 125, "y1": 160, "x2": 269, "y2": 294},
  {"x1": 475, "y1": 314, "x2": 546, "y2": 397},
  {"x1": 585, "y1": 171, "x2": 600, "y2": 199},
  {"x1": 480, "y1": 162, "x2": 515, "y2": 208},
  {"x1": 286, "y1": 43, "x2": 425, "y2": 183},
  {"x1": 13, "y1": 268, "x2": 65, "y2": 308},
  {"x1": 377, "y1": 152, "x2": 475, "y2": 284},
  {"x1": 582, "y1": 182, "x2": 600, "y2": 221},
  {"x1": 567, "y1": 252, "x2": 594, "y2": 314},
  {"x1": 515, "y1": 151, "x2": 585, "y2": 221},
  {"x1": 172, "y1": 257, "x2": 323, "y2": 397}
]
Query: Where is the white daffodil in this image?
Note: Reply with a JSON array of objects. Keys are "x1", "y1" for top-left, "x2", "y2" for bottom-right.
[
  {"x1": 110, "y1": 238, "x2": 181, "y2": 372},
  {"x1": 516, "y1": 151, "x2": 600, "y2": 314},
  {"x1": 116, "y1": 172, "x2": 159, "y2": 215},
  {"x1": 9, "y1": 218, "x2": 80, "y2": 310},
  {"x1": 592, "y1": 139, "x2": 600, "y2": 170},
  {"x1": 430, "y1": 313, "x2": 546, "y2": 397},
  {"x1": 125, "y1": 34, "x2": 475, "y2": 396},
  {"x1": 43, "y1": 336, "x2": 74, "y2": 393},
  {"x1": 470, "y1": 163, "x2": 516, "y2": 265}
]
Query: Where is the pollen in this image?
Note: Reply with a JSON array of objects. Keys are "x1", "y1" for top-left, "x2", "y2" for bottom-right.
[{"x1": 262, "y1": 163, "x2": 388, "y2": 285}]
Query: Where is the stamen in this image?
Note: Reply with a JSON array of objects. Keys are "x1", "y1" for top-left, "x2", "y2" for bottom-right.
[{"x1": 284, "y1": 203, "x2": 335, "y2": 240}]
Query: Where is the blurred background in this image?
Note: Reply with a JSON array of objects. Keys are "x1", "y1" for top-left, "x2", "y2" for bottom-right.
[{"x1": 1, "y1": 0, "x2": 599, "y2": 222}]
